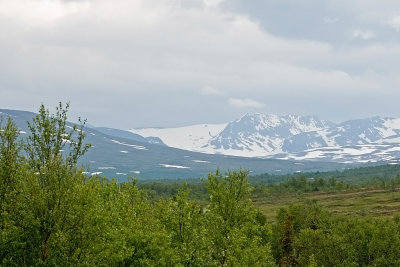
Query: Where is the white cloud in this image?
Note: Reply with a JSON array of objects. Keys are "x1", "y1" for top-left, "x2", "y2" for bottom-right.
[
  {"x1": 323, "y1": 17, "x2": 339, "y2": 24},
  {"x1": 229, "y1": 98, "x2": 265, "y2": 108},
  {"x1": 203, "y1": 0, "x2": 224, "y2": 8},
  {"x1": 351, "y1": 29, "x2": 376, "y2": 40},
  {"x1": 0, "y1": 0, "x2": 88, "y2": 22},
  {"x1": 201, "y1": 85, "x2": 224, "y2": 95},
  {"x1": 387, "y1": 15, "x2": 400, "y2": 31}
]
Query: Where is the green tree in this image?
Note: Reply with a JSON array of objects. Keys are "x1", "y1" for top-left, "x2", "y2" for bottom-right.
[
  {"x1": 295, "y1": 228, "x2": 357, "y2": 267},
  {"x1": 26, "y1": 102, "x2": 90, "y2": 173},
  {"x1": 0, "y1": 117, "x2": 25, "y2": 265},
  {"x1": 157, "y1": 184, "x2": 210, "y2": 266},
  {"x1": 205, "y1": 169, "x2": 275, "y2": 266},
  {"x1": 367, "y1": 219, "x2": 400, "y2": 266},
  {"x1": 0, "y1": 103, "x2": 111, "y2": 266},
  {"x1": 279, "y1": 213, "x2": 296, "y2": 267},
  {"x1": 112, "y1": 178, "x2": 178, "y2": 266},
  {"x1": 0, "y1": 117, "x2": 22, "y2": 205}
]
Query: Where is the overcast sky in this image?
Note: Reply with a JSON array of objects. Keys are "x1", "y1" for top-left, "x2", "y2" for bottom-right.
[{"x1": 1, "y1": 0, "x2": 400, "y2": 128}]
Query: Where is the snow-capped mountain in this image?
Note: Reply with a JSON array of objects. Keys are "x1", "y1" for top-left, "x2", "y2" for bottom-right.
[
  {"x1": 131, "y1": 113, "x2": 334, "y2": 156},
  {"x1": 207, "y1": 113, "x2": 333, "y2": 156},
  {"x1": 130, "y1": 113, "x2": 400, "y2": 162},
  {"x1": 283, "y1": 117, "x2": 400, "y2": 151}
]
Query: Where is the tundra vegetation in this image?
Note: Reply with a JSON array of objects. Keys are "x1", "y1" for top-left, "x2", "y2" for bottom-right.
[{"x1": 1, "y1": 104, "x2": 400, "y2": 266}]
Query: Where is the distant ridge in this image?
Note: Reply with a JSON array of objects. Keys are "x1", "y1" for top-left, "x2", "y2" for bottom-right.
[
  {"x1": 131, "y1": 113, "x2": 400, "y2": 164},
  {"x1": 0, "y1": 108, "x2": 345, "y2": 180}
]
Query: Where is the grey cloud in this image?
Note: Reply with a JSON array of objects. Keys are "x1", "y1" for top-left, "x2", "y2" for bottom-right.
[
  {"x1": 0, "y1": 0, "x2": 399, "y2": 128},
  {"x1": 220, "y1": 0, "x2": 400, "y2": 44}
]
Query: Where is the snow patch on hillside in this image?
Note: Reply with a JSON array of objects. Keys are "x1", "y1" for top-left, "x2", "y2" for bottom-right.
[
  {"x1": 131, "y1": 123, "x2": 226, "y2": 152},
  {"x1": 192, "y1": 160, "x2": 210, "y2": 163},
  {"x1": 98, "y1": 167, "x2": 116, "y2": 170},
  {"x1": 110, "y1": 139, "x2": 147, "y2": 150},
  {"x1": 160, "y1": 164, "x2": 190, "y2": 169}
]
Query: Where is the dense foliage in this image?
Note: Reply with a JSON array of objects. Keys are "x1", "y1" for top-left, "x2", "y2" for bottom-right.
[
  {"x1": 1, "y1": 104, "x2": 400, "y2": 266},
  {"x1": 272, "y1": 203, "x2": 400, "y2": 266},
  {"x1": 0, "y1": 104, "x2": 275, "y2": 266}
]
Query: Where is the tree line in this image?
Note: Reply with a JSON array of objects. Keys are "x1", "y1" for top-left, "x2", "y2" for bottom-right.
[{"x1": 139, "y1": 165, "x2": 400, "y2": 202}]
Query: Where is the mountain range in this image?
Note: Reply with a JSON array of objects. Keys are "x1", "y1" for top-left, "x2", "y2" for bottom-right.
[
  {"x1": 132, "y1": 113, "x2": 400, "y2": 164},
  {"x1": 0, "y1": 109, "x2": 345, "y2": 180}
]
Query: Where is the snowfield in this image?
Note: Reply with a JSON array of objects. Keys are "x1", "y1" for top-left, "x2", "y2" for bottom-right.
[{"x1": 131, "y1": 123, "x2": 226, "y2": 153}]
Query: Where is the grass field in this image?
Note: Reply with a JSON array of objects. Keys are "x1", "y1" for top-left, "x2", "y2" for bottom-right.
[{"x1": 254, "y1": 188, "x2": 400, "y2": 222}]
